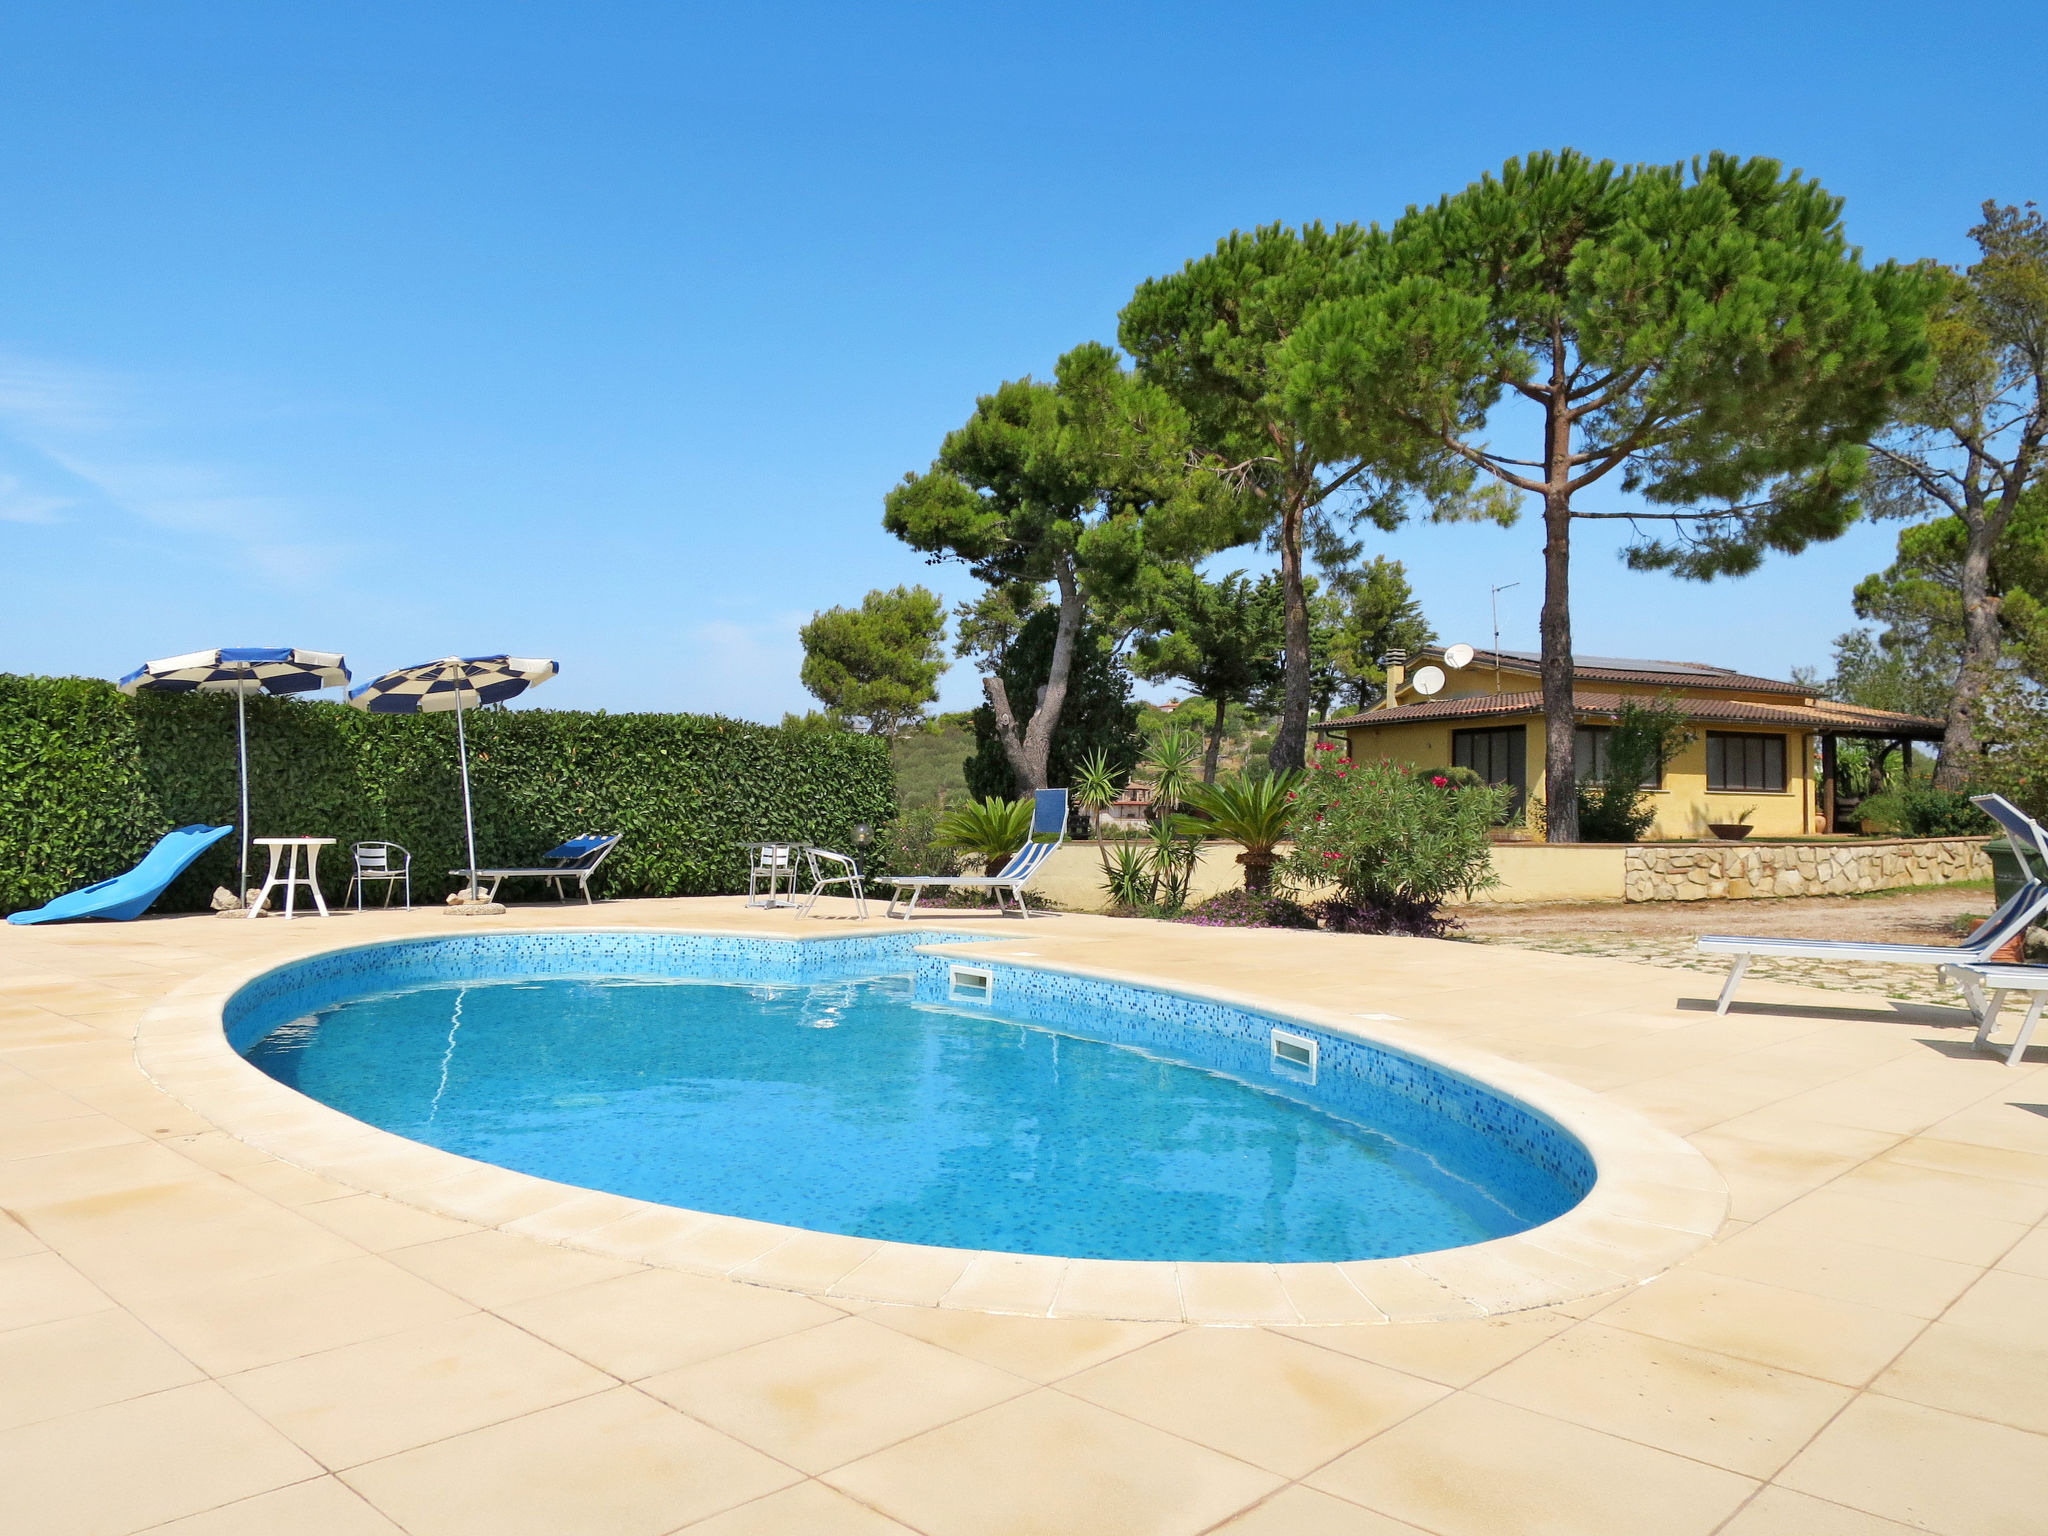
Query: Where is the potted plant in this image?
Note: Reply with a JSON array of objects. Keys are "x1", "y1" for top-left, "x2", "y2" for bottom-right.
[{"x1": 1707, "y1": 807, "x2": 1756, "y2": 840}]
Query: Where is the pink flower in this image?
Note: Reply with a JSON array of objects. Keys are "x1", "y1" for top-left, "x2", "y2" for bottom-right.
[
  {"x1": 1323, "y1": 851, "x2": 1339, "y2": 860},
  {"x1": 1430, "y1": 775, "x2": 1449, "y2": 787},
  {"x1": 1313, "y1": 742, "x2": 1336, "y2": 752},
  {"x1": 1336, "y1": 770, "x2": 1347, "y2": 778}
]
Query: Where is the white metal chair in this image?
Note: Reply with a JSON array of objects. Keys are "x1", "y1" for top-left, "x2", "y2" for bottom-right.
[
  {"x1": 346, "y1": 842, "x2": 412, "y2": 910},
  {"x1": 748, "y1": 844, "x2": 801, "y2": 907},
  {"x1": 801, "y1": 846, "x2": 868, "y2": 918}
]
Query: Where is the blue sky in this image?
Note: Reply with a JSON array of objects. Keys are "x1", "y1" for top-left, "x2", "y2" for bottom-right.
[{"x1": 1, "y1": 2, "x2": 2040, "y2": 718}]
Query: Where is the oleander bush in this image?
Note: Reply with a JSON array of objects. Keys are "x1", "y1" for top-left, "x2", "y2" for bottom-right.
[{"x1": 0, "y1": 674, "x2": 895, "y2": 915}]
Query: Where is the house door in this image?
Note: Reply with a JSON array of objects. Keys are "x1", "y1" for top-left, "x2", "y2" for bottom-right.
[{"x1": 1452, "y1": 726, "x2": 1527, "y2": 814}]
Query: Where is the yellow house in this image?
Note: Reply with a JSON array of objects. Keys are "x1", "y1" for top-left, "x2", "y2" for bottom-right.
[{"x1": 1318, "y1": 648, "x2": 1944, "y2": 840}]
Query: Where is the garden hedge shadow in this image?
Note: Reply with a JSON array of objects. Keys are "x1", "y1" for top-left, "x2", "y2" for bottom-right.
[{"x1": 0, "y1": 674, "x2": 895, "y2": 916}]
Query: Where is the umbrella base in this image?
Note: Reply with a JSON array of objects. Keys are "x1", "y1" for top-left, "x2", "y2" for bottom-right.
[{"x1": 445, "y1": 900, "x2": 507, "y2": 916}]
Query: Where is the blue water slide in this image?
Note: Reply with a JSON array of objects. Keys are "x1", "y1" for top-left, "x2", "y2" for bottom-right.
[{"x1": 7, "y1": 825, "x2": 234, "y2": 925}]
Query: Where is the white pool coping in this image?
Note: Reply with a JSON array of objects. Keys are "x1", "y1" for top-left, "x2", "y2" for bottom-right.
[{"x1": 133, "y1": 924, "x2": 1727, "y2": 1326}]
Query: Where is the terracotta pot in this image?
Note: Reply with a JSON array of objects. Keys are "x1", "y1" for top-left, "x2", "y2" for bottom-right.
[{"x1": 1707, "y1": 823, "x2": 1755, "y2": 841}]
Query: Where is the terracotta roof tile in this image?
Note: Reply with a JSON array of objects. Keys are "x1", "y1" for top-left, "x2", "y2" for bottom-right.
[{"x1": 1318, "y1": 689, "x2": 1943, "y2": 739}]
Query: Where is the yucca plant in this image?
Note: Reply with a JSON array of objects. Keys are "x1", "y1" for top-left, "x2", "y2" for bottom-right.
[
  {"x1": 1071, "y1": 748, "x2": 1122, "y2": 836},
  {"x1": 1140, "y1": 729, "x2": 1204, "y2": 817},
  {"x1": 1183, "y1": 770, "x2": 1300, "y2": 894},
  {"x1": 1097, "y1": 833, "x2": 1155, "y2": 910},
  {"x1": 1147, "y1": 812, "x2": 1203, "y2": 912},
  {"x1": 934, "y1": 796, "x2": 1034, "y2": 877}
]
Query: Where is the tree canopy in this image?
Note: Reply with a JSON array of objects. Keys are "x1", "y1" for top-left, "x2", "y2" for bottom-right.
[
  {"x1": 1318, "y1": 556, "x2": 1437, "y2": 714},
  {"x1": 884, "y1": 341, "x2": 1226, "y2": 792},
  {"x1": 1126, "y1": 568, "x2": 1285, "y2": 781},
  {"x1": 1284, "y1": 149, "x2": 1935, "y2": 838},
  {"x1": 1120, "y1": 224, "x2": 1474, "y2": 773},
  {"x1": 797, "y1": 584, "x2": 949, "y2": 737},
  {"x1": 1864, "y1": 202, "x2": 2048, "y2": 781}
]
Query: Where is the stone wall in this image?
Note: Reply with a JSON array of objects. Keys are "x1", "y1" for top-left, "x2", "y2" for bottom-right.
[{"x1": 1622, "y1": 837, "x2": 1991, "y2": 902}]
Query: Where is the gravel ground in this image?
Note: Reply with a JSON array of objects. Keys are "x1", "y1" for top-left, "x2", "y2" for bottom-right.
[{"x1": 1452, "y1": 883, "x2": 2000, "y2": 1006}]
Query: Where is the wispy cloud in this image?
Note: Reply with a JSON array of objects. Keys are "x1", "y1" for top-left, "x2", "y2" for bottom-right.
[{"x1": 0, "y1": 350, "x2": 354, "y2": 586}]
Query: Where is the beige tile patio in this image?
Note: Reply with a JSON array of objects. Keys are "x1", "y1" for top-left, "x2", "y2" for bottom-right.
[
  {"x1": 1937, "y1": 1266, "x2": 2048, "y2": 1348},
  {"x1": 1474, "y1": 1320, "x2": 1853, "y2": 1477},
  {"x1": 1595, "y1": 1267, "x2": 1925, "y2": 1386},
  {"x1": 383, "y1": 1227, "x2": 640, "y2": 1307},
  {"x1": 0, "y1": 1306, "x2": 203, "y2": 1431},
  {"x1": 1308, "y1": 1393, "x2": 1757, "y2": 1536},
  {"x1": 496, "y1": 1265, "x2": 843, "y2": 1380},
  {"x1": 134, "y1": 1476, "x2": 409, "y2": 1535},
  {"x1": 1716, "y1": 1485, "x2": 1934, "y2": 1535},
  {"x1": 0, "y1": 1207, "x2": 42, "y2": 1258},
  {"x1": 1207, "y1": 1485, "x2": 1435, "y2": 1535},
  {"x1": 824, "y1": 1388, "x2": 1282, "y2": 1536},
  {"x1": 640, "y1": 1314, "x2": 1029, "y2": 1474},
  {"x1": 1998, "y1": 1221, "x2": 2048, "y2": 1278},
  {"x1": 296, "y1": 1191, "x2": 482, "y2": 1250},
  {"x1": 1871, "y1": 1321, "x2": 2048, "y2": 1435},
  {"x1": 1276, "y1": 1307, "x2": 1576, "y2": 1387},
  {"x1": 1061, "y1": 1325, "x2": 1445, "y2": 1476},
  {"x1": 677, "y1": 1479, "x2": 919, "y2": 1534},
  {"x1": 127, "y1": 1251, "x2": 477, "y2": 1374},
  {"x1": 0, "y1": 1248, "x2": 114, "y2": 1330},
  {"x1": 1753, "y1": 1186, "x2": 2030, "y2": 1267},
  {"x1": 864, "y1": 1302, "x2": 1179, "y2": 1383},
  {"x1": 1690, "y1": 1222, "x2": 1983, "y2": 1317},
  {"x1": 340, "y1": 1386, "x2": 797, "y2": 1536},
  {"x1": 1779, "y1": 1391, "x2": 2048, "y2": 1534},
  {"x1": 0, "y1": 1381, "x2": 321, "y2": 1536},
  {"x1": 224, "y1": 1311, "x2": 614, "y2": 1466}
]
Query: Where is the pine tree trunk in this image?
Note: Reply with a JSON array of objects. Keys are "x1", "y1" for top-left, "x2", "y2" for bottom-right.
[
  {"x1": 1540, "y1": 335, "x2": 1580, "y2": 843},
  {"x1": 1942, "y1": 512, "x2": 1998, "y2": 787},
  {"x1": 1204, "y1": 697, "x2": 1226, "y2": 783},
  {"x1": 1269, "y1": 497, "x2": 1311, "y2": 773},
  {"x1": 1540, "y1": 489, "x2": 1579, "y2": 842},
  {"x1": 985, "y1": 553, "x2": 1085, "y2": 795}
]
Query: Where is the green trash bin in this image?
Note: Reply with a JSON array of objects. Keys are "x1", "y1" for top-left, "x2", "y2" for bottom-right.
[{"x1": 1989, "y1": 839, "x2": 2025, "y2": 909}]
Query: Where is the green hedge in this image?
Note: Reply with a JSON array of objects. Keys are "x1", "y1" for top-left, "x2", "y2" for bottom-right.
[{"x1": 0, "y1": 674, "x2": 896, "y2": 915}]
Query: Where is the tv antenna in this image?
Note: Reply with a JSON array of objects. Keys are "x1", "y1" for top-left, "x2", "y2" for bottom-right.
[{"x1": 1489, "y1": 582, "x2": 1520, "y2": 695}]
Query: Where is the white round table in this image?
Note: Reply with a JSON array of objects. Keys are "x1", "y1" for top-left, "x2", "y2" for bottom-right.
[{"x1": 249, "y1": 837, "x2": 337, "y2": 919}]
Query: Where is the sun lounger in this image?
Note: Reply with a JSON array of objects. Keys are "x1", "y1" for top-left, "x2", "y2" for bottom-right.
[
  {"x1": 459, "y1": 834, "x2": 621, "y2": 905},
  {"x1": 885, "y1": 790, "x2": 1067, "y2": 920},
  {"x1": 1697, "y1": 794, "x2": 2048, "y2": 1016},
  {"x1": 8, "y1": 824, "x2": 233, "y2": 925},
  {"x1": 1942, "y1": 962, "x2": 2048, "y2": 1065}
]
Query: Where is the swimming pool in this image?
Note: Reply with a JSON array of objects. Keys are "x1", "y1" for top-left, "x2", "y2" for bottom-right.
[{"x1": 226, "y1": 932, "x2": 1593, "y2": 1265}]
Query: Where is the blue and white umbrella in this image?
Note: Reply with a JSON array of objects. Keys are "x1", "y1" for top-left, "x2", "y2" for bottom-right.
[
  {"x1": 118, "y1": 647, "x2": 351, "y2": 900},
  {"x1": 347, "y1": 656, "x2": 559, "y2": 900}
]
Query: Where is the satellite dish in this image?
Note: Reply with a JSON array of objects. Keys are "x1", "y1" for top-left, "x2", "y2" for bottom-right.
[
  {"x1": 1442, "y1": 643, "x2": 1475, "y2": 670},
  {"x1": 1411, "y1": 665, "x2": 1446, "y2": 696}
]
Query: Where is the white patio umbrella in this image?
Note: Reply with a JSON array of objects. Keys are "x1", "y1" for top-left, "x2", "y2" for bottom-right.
[
  {"x1": 117, "y1": 647, "x2": 352, "y2": 901},
  {"x1": 346, "y1": 655, "x2": 559, "y2": 900}
]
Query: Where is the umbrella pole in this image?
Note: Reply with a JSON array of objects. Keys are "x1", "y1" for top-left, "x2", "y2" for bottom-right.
[
  {"x1": 454, "y1": 690, "x2": 480, "y2": 902},
  {"x1": 235, "y1": 683, "x2": 251, "y2": 902}
]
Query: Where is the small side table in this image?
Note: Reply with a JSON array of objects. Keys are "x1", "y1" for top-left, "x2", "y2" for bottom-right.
[{"x1": 250, "y1": 837, "x2": 337, "y2": 919}]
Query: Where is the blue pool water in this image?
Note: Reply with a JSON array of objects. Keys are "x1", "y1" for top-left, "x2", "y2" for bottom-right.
[{"x1": 233, "y1": 935, "x2": 1589, "y2": 1263}]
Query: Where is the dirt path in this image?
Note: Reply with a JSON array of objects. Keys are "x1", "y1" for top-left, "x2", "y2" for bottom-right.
[{"x1": 1453, "y1": 883, "x2": 1996, "y2": 1005}]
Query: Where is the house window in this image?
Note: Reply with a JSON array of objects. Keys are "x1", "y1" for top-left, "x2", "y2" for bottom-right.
[
  {"x1": 1452, "y1": 726, "x2": 1526, "y2": 812},
  {"x1": 1574, "y1": 725, "x2": 1664, "y2": 788},
  {"x1": 1706, "y1": 732, "x2": 1786, "y2": 792}
]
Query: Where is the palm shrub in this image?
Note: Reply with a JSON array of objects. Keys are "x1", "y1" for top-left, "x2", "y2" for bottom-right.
[
  {"x1": 934, "y1": 795, "x2": 1033, "y2": 877},
  {"x1": 1283, "y1": 748, "x2": 1511, "y2": 933},
  {"x1": 1097, "y1": 833, "x2": 1156, "y2": 911},
  {"x1": 1182, "y1": 770, "x2": 1300, "y2": 894}
]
